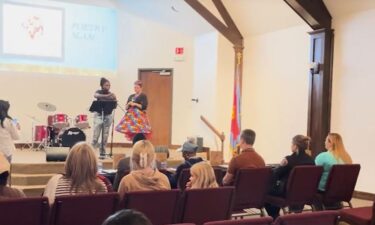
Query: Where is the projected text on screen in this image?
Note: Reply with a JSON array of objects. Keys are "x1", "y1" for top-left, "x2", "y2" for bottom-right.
[{"x1": 0, "y1": 0, "x2": 118, "y2": 76}]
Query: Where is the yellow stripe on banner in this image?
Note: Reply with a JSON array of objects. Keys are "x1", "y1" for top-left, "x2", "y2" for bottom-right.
[{"x1": 0, "y1": 63, "x2": 117, "y2": 77}]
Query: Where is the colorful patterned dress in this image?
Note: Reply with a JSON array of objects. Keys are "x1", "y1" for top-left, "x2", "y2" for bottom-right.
[{"x1": 115, "y1": 93, "x2": 151, "y2": 141}]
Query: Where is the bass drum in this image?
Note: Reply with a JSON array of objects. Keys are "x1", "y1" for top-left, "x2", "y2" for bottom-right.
[{"x1": 61, "y1": 127, "x2": 86, "y2": 148}]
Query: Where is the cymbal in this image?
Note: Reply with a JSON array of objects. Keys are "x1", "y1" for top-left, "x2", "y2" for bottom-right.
[{"x1": 37, "y1": 102, "x2": 56, "y2": 112}]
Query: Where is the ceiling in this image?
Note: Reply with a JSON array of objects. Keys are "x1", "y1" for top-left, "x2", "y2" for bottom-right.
[{"x1": 119, "y1": 0, "x2": 375, "y2": 37}]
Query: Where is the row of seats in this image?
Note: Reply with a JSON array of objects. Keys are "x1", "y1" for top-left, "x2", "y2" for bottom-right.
[
  {"x1": 179, "y1": 164, "x2": 360, "y2": 216},
  {"x1": 176, "y1": 210, "x2": 339, "y2": 225},
  {"x1": 0, "y1": 164, "x2": 362, "y2": 225},
  {"x1": 0, "y1": 187, "x2": 234, "y2": 225}
]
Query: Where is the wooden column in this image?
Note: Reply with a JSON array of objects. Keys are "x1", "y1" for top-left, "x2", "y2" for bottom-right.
[
  {"x1": 284, "y1": 0, "x2": 333, "y2": 156},
  {"x1": 234, "y1": 45, "x2": 244, "y2": 95},
  {"x1": 307, "y1": 28, "x2": 334, "y2": 156}
]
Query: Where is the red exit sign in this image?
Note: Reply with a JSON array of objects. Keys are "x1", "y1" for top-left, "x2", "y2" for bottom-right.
[{"x1": 175, "y1": 47, "x2": 184, "y2": 55}]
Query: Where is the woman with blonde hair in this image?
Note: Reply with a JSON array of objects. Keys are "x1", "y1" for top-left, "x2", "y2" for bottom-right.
[
  {"x1": 187, "y1": 161, "x2": 218, "y2": 189},
  {"x1": 315, "y1": 133, "x2": 352, "y2": 191},
  {"x1": 118, "y1": 140, "x2": 170, "y2": 197},
  {"x1": 44, "y1": 142, "x2": 108, "y2": 204}
]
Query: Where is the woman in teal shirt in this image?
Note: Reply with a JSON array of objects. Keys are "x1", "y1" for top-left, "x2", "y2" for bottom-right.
[{"x1": 315, "y1": 133, "x2": 352, "y2": 191}]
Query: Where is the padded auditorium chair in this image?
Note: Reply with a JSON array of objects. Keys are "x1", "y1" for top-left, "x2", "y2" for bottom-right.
[
  {"x1": 203, "y1": 217, "x2": 273, "y2": 225},
  {"x1": 179, "y1": 186, "x2": 235, "y2": 225},
  {"x1": 265, "y1": 165, "x2": 323, "y2": 214},
  {"x1": 314, "y1": 164, "x2": 360, "y2": 209},
  {"x1": 50, "y1": 193, "x2": 119, "y2": 225},
  {"x1": 0, "y1": 196, "x2": 49, "y2": 225},
  {"x1": 122, "y1": 189, "x2": 181, "y2": 225},
  {"x1": 273, "y1": 210, "x2": 339, "y2": 225},
  {"x1": 340, "y1": 201, "x2": 375, "y2": 225},
  {"x1": 232, "y1": 167, "x2": 272, "y2": 217}
]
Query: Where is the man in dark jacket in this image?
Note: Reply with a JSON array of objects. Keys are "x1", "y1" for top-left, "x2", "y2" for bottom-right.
[{"x1": 171, "y1": 141, "x2": 203, "y2": 188}]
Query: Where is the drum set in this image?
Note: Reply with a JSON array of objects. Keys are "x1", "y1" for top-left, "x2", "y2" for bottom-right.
[{"x1": 33, "y1": 102, "x2": 87, "y2": 149}]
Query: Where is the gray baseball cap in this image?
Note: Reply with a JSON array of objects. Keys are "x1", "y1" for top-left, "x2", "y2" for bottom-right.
[{"x1": 178, "y1": 141, "x2": 198, "y2": 153}]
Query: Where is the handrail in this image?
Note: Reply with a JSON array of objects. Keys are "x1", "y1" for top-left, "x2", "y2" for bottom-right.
[
  {"x1": 200, "y1": 116, "x2": 225, "y2": 141},
  {"x1": 200, "y1": 115, "x2": 225, "y2": 154}
]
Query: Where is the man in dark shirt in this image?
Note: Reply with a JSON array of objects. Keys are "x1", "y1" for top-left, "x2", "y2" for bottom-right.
[
  {"x1": 92, "y1": 77, "x2": 116, "y2": 157},
  {"x1": 171, "y1": 140, "x2": 203, "y2": 188},
  {"x1": 222, "y1": 129, "x2": 265, "y2": 185}
]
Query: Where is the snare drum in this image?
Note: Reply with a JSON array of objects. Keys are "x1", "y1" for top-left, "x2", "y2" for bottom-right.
[
  {"x1": 34, "y1": 125, "x2": 48, "y2": 142},
  {"x1": 75, "y1": 114, "x2": 89, "y2": 129},
  {"x1": 52, "y1": 113, "x2": 69, "y2": 129}
]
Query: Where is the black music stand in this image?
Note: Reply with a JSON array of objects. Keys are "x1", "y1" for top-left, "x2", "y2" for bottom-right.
[{"x1": 89, "y1": 100, "x2": 117, "y2": 159}]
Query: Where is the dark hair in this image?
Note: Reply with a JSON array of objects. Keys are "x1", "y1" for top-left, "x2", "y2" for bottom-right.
[
  {"x1": 134, "y1": 80, "x2": 142, "y2": 88},
  {"x1": 292, "y1": 135, "x2": 311, "y2": 152},
  {"x1": 132, "y1": 133, "x2": 146, "y2": 146},
  {"x1": 102, "y1": 209, "x2": 152, "y2": 225},
  {"x1": 0, "y1": 171, "x2": 9, "y2": 185},
  {"x1": 100, "y1": 77, "x2": 110, "y2": 87},
  {"x1": 240, "y1": 129, "x2": 256, "y2": 145},
  {"x1": 0, "y1": 100, "x2": 11, "y2": 128}
]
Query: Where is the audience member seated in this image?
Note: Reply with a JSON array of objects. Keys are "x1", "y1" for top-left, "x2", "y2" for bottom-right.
[
  {"x1": 223, "y1": 129, "x2": 265, "y2": 185},
  {"x1": 118, "y1": 140, "x2": 170, "y2": 198},
  {"x1": 315, "y1": 133, "x2": 352, "y2": 209},
  {"x1": 0, "y1": 153, "x2": 25, "y2": 198},
  {"x1": 170, "y1": 139, "x2": 204, "y2": 188},
  {"x1": 186, "y1": 161, "x2": 218, "y2": 189},
  {"x1": 316, "y1": 133, "x2": 352, "y2": 191},
  {"x1": 265, "y1": 135, "x2": 315, "y2": 219},
  {"x1": 113, "y1": 133, "x2": 148, "y2": 191},
  {"x1": 102, "y1": 209, "x2": 152, "y2": 225},
  {"x1": 43, "y1": 142, "x2": 108, "y2": 204}
]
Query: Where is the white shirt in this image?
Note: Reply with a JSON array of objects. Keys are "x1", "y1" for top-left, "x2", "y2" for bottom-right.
[{"x1": 0, "y1": 118, "x2": 20, "y2": 157}]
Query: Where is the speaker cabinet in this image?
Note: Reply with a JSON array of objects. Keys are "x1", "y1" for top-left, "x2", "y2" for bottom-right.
[{"x1": 46, "y1": 147, "x2": 70, "y2": 162}]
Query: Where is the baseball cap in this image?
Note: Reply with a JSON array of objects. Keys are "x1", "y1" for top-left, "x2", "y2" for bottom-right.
[{"x1": 177, "y1": 141, "x2": 198, "y2": 153}]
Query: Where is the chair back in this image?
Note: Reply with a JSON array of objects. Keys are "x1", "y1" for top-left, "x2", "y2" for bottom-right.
[
  {"x1": 213, "y1": 168, "x2": 224, "y2": 186},
  {"x1": 372, "y1": 201, "x2": 375, "y2": 225},
  {"x1": 285, "y1": 166, "x2": 323, "y2": 205},
  {"x1": 51, "y1": 193, "x2": 119, "y2": 225},
  {"x1": 274, "y1": 211, "x2": 339, "y2": 225},
  {"x1": 178, "y1": 169, "x2": 191, "y2": 190},
  {"x1": 323, "y1": 164, "x2": 360, "y2": 204},
  {"x1": 0, "y1": 196, "x2": 49, "y2": 225},
  {"x1": 122, "y1": 189, "x2": 180, "y2": 225},
  {"x1": 203, "y1": 217, "x2": 273, "y2": 225},
  {"x1": 180, "y1": 187, "x2": 235, "y2": 225},
  {"x1": 233, "y1": 167, "x2": 272, "y2": 211}
]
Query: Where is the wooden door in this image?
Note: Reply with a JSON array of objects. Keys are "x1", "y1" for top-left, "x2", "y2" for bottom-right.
[{"x1": 139, "y1": 70, "x2": 173, "y2": 146}]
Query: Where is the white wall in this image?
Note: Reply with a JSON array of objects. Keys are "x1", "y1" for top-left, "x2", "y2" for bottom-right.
[
  {"x1": 241, "y1": 25, "x2": 311, "y2": 163},
  {"x1": 192, "y1": 32, "x2": 219, "y2": 148},
  {"x1": 331, "y1": 8, "x2": 375, "y2": 193},
  {"x1": 0, "y1": 0, "x2": 196, "y2": 146}
]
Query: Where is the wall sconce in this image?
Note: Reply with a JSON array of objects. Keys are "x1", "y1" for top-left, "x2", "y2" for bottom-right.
[{"x1": 310, "y1": 62, "x2": 321, "y2": 74}]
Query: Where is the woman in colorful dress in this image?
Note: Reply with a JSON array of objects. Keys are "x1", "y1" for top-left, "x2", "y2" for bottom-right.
[{"x1": 116, "y1": 81, "x2": 151, "y2": 141}]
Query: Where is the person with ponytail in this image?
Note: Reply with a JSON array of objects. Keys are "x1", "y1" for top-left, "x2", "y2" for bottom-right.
[
  {"x1": 315, "y1": 133, "x2": 352, "y2": 191},
  {"x1": 118, "y1": 140, "x2": 170, "y2": 198},
  {"x1": 92, "y1": 77, "x2": 116, "y2": 157},
  {"x1": 265, "y1": 135, "x2": 315, "y2": 219},
  {"x1": 0, "y1": 100, "x2": 20, "y2": 162}
]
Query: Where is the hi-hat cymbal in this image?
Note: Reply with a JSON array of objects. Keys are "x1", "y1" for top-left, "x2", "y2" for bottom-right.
[{"x1": 37, "y1": 102, "x2": 56, "y2": 112}]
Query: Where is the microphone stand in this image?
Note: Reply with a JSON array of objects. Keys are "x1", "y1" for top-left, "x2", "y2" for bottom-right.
[{"x1": 110, "y1": 109, "x2": 115, "y2": 157}]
